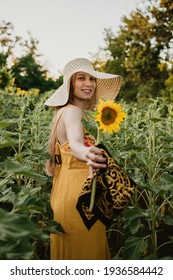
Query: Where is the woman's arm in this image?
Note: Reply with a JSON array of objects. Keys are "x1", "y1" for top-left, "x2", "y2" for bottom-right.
[{"x1": 63, "y1": 106, "x2": 107, "y2": 169}]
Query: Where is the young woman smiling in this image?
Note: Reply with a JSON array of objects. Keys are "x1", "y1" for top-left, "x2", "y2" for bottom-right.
[{"x1": 45, "y1": 58, "x2": 122, "y2": 260}]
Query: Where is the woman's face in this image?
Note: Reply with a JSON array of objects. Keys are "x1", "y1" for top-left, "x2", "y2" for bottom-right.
[{"x1": 72, "y1": 72, "x2": 96, "y2": 103}]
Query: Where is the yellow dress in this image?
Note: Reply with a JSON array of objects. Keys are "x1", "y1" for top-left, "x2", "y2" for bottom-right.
[{"x1": 50, "y1": 107, "x2": 110, "y2": 260}]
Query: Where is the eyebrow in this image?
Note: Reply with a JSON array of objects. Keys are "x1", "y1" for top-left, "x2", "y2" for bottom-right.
[
  {"x1": 75, "y1": 72, "x2": 86, "y2": 76},
  {"x1": 75, "y1": 72, "x2": 95, "y2": 78}
]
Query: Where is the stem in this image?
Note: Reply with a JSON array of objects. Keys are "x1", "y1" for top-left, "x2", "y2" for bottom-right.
[
  {"x1": 149, "y1": 191, "x2": 157, "y2": 257},
  {"x1": 154, "y1": 194, "x2": 173, "y2": 218},
  {"x1": 146, "y1": 120, "x2": 157, "y2": 257},
  {"x1": 89, "y1": 126, "x2": 100, "y2": 212},
  {"x1": 89, "y1": 176, "x2": 97, "y2": 212},
  {"x1": 17, "y1": 102, "x2": 26, "y2": 186},
  {"x1": 124, "y1": 117, "x2": 128, "y2": 171},
  {"x1": 96, "y1": 127, "x2": 100, "y2": 144}
]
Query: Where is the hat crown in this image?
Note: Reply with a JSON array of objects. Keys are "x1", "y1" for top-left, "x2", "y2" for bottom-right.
[{"x1": 63, "y1": 58, "x2": 94, "y2": 82}]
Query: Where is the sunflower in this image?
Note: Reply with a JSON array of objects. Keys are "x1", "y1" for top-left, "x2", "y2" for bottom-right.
[{"x1": 96, "y1": 99, "x2": 127, "y2": 134}]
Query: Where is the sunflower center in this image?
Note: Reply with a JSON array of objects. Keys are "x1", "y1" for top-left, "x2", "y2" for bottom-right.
[{"x1": 101, "y1": 106, "x2": 117, "y2": 125}]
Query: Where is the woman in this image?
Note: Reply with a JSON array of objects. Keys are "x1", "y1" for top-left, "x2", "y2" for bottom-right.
[{"x1": 45, "y1": 58, "x2": 122, "y2": 260}]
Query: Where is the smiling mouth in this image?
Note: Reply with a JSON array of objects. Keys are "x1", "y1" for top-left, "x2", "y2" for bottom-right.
[{"x1": 82, "y1": 89, "x2": 92, "y2": 93}]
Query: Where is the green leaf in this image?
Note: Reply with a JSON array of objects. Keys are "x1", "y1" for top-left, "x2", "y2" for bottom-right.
[
  {"x1": 0, "y1": 186, "x2": 15, "y2": 204},
  {"x1": 0, "y1": 208, "x2": 48, "y2": 259},
  {"x1": 4, "y1": 159, "x2": 47, "y2": 185},
  {"x1": 13, "y1": 186, "x2": 46, "y2": 214},
  {"x1": 123, "y1": 236, "x2": 148, "y2": 259},
  {"x1": 1, "y1": 210, "x2": 48, "y2": 240},
  {"x1": 0, "y1": 238, "x2": 34, "y2": 260},
  {"x1": 124, "y1": 207, "x2": 143, "y2": 234},
  {"x1": 0, "y1": 139, "x2": 18, "y2": 148},
  {"x1": 164, "y1": 215, "x2": 173, "y2": 226},
  {"x1": 161, "y1": 173, "x2": 173, "y2": 184},
  {"x1": 152, "y1": 184, "x2": 173, "y2": 195},
  {"x1": 0, "y1": 119, "x2": 19, "y2": 130},
  {"x1": 44, "y1": 220, "x2": 65, "y2": 234},
  {"x1": 167, "y1": 163, "x2": 173, "y2": 172},
  {"x1": 149, "y1": 118, "x2": 162, "y2": 123}
]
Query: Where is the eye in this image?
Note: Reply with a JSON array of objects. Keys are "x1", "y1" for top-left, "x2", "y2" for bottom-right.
[
  {"x1": 90, "y1": 77, "x2": 96, "y2": 81},
  {"x1": 77, "y1": 76, "x2": 85, "y2": 80}
]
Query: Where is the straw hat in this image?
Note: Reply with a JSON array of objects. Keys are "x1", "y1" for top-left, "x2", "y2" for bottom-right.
[{"x1": 44, "y1": 58, "x2": 122, "y2": 107}]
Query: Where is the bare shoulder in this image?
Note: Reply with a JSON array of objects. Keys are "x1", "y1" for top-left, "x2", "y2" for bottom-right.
[{"x1": 63, "y1": 105, "x2": 83, "y2": 120}]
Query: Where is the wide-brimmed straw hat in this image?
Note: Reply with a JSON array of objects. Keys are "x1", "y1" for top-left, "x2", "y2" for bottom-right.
[{"x1": 44, "y1": 58, "x2": 122, "y2": 107}]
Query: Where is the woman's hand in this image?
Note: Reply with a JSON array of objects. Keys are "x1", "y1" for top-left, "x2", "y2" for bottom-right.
[
  {"x1": 85, "y1": 146, "x2": 107, "y2": 178},
  {"x1": 85, "y1": 146, "x2": 107, "y2": 168}
]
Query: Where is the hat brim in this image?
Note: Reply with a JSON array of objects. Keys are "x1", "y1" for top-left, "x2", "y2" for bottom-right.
[
  {"x1": 44, "y1": 70, "x2": 122, "y2": 107},
  {"x1": 44, "y1": 84, "x2": 66, "y2": 107}
]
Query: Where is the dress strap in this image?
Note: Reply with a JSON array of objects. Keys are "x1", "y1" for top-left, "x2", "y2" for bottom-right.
[
  {"x1": 53, "y1": 105, "x2": 72, "y2": 165},
  {"x1": 55, "y1": 104, "x2": 72, "y2": 127},
  {"x1": 53, "y1": 104, "x2": 72, "y2": 145}
]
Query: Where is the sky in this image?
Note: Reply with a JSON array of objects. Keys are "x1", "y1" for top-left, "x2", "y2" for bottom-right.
[{"x1": 0, "y1": 0, "x2": 141, "y2": 77}]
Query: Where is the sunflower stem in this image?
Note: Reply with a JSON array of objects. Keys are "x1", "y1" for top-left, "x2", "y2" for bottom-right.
[
  {"x1": 96, "y1": 127, "x2": 100, "y2": 144},
  {"x1": 89, "y1": 127, "x2": 100, "y2": 212},
  {"x1": 89, "y1": 176, "x2": 97, "y2": 212}
]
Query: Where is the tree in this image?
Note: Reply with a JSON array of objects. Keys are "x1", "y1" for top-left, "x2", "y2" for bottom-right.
[
  {"x1": 0, "y1": 65, "x2": 13, "y2": 89},
  {"x1": 12, "y1": 53, "x2": 47, "y2": 92},
  {"x1": 0, "y1": 20, "x2": 63, "y2": 93},
  {"x1": 0, "y1": 20, "x2": 22, "y2": 68},
  {"x1": 150, "y1": 0, "x2": 173, "y2": 101},
  {"x1": 12, "y1": 53, "x2": 63, "y2": 93},
  {"x1": 100, "y1": 0, "x2": 172, "y2": 101},
  {"x1": 151, "y1": 0, "x2": 173, "y2": 53}
]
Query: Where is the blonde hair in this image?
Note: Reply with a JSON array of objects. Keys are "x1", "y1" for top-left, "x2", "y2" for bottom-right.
[{"x1": 45, "y1": 108, "x2": 59, "y2": 176}]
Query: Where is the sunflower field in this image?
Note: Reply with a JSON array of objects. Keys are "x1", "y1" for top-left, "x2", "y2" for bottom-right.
[
  {"x1": 1, "y1": 84, "x2": 173, "y2": 260},
  {"x1": 0, "y1": 86, "x2": 64, "y2": 260}
]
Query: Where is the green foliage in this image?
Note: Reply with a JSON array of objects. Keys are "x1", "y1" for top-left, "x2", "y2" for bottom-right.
[
  {"x1": 83, "y1": 97, "x2": 173, "y2": 259},
  {"x1": 0, "y1": 90, "x2": 64, "y2": 260},
  {"x1": 0, "y1": 65, "x2": 13, "y2": 89},
  {"x1": 11, "y1": 53, "x2": 62, "y2": 93},
  {"x1": 151, "y1": 0, "x2": 173, "y2": 50},
  {"x1": 111, "y1": 99, "x2": 173, "y2": 259},
  {"x1": 161, "y1": 64, "x2": 173, "y2": 101},
  {"x1": 0, "y1": 20, "x2": 21, "y2": 59},
  {"x1": 0, "y1": 208, "x2": 46, "y2": 260},
  {"x1": 97, "y1": 0, "x2": 172, "y2": 102},
  {"x1": 0, "y1": 53, "x2": 8, "y2": 67},
  {"x1": 1, "y1": 84, "x2": 173, "y2": 260},
  {"x1": 0, "y1": 20, "x2": 63, "y2": 93}
]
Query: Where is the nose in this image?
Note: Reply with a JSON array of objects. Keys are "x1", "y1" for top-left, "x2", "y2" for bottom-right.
[{"x1": 85, "y1": 78, "x2": 94, "y2": 87}]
